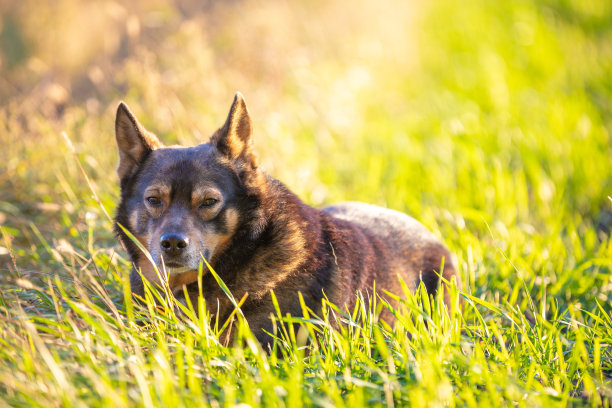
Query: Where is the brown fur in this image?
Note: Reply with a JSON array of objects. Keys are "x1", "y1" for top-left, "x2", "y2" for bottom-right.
[{"x1": 114, "y1": 93, "x2": 461, "y2": 347}]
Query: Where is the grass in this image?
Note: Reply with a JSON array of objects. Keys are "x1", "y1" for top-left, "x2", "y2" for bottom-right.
[{"x1": 1, "y1": 0, "x2": 611, "y2": 406}]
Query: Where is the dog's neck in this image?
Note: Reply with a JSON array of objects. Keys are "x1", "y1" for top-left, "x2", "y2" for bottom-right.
[{"x1": 212, "y1": 175, "x2": 323, "y2": 300}]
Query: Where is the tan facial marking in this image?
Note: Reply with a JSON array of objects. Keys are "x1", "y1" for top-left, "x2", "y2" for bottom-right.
[
  {"x1": 143, "y1": 184, "x2": 170, "y2": 217},
  {"x1": 135, "y1": 252, "x2": 164, "y2": 288},
  {"x1": 134, "y1": 233, "x2": 150, "y2": 249},
  {"x1": 191, "y1": 187, "x2": 222, "y2": 207},
  {"x1": 224, "y1": 208, "x2": 239, "y2": 232},
  {"x1": 144, "y1": 184, "x2": 170, "y2": 202},
  {"x1": 129, "y1": 209, "x2": 141, "y2": 232},
  {"x1": 209, "y1": 208, "x2": 239, "y2": 263}
]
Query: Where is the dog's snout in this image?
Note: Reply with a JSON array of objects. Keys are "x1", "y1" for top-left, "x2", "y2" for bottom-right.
[{"x1": 160, "y1": 233, "x2": 189, "y2": 256}]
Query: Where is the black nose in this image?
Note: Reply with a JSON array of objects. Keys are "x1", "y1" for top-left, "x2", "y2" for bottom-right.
[{"x1": 160, "y1": 233, "x2": 189, "y2": 256}]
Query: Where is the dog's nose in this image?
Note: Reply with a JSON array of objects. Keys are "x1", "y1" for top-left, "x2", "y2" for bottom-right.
[{"x1": 160, "y1": 233, "x2": 189, "y2": 256}]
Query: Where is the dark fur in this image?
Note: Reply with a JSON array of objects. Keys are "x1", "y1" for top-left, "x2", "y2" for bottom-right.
[{"x1": 114, "y1": 93, "x2": 460, "y2": 347}]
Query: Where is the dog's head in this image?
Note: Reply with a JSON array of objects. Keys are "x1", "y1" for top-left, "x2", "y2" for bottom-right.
[{"x1": 114, "y1": 93, "x2": 266, "y2": 291}]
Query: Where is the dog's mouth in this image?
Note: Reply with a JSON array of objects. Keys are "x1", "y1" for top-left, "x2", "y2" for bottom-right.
[
  {"x1": 162, "y1": 262, "x2": 203, "y2": 291},
  {"x1": 167, "y1": 265, "x2": 194, "y2": 275},
  {"x1": 163, "y1": 262, "x2": 196, "y2": 276}
]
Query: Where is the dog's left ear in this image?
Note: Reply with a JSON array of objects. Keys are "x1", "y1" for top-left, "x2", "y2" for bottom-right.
[{"x1": 211, "y1": 92, "x2": 258, "y2": 170}]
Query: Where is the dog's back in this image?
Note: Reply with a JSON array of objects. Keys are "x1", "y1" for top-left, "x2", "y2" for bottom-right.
[{"x1": 324, "y1": 202, "x2": 458, "y2": 316}]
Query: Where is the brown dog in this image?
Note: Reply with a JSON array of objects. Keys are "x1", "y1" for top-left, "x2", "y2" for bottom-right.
[{"x1": 114, "y1": 93, "x2": 460, "y2": 346}]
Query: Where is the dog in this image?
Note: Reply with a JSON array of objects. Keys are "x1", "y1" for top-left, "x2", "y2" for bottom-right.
[{"x1": 114, "y1": 93, "x2": 460, "y2": 346}]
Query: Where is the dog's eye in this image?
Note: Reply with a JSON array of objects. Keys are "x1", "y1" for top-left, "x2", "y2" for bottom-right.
[
  {"x1": 199, "y1": 198, "x2": 218, "y2": 208},
  {"x1": 146, "y1": 196, "x2": 162, "y2": 206}
]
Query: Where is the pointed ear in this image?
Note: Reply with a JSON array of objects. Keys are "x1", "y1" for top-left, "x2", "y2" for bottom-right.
[
  {"x1": 211, "y1": 93, "x2": 257, "y2": 167},
  {"x1": 115, "y1": 102, "x2": 163, "y2": 181}
]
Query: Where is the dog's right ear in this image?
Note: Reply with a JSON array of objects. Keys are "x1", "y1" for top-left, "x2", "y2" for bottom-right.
[
  {"x1": 211, "y1": 93, "x2": 257, "y2": 166},
  {"x1": 115, "y1": 102, "x2": 163, "y2": 182}
]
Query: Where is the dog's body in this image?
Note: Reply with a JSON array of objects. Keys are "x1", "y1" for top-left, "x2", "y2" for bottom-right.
[{"x1": 114, "y1": 93, "x2": 460, "y2": 346}]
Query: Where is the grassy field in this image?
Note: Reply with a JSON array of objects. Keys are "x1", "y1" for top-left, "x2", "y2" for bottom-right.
[{"x1": 1, "y1": 0, "x2": 611, "y2": 406}]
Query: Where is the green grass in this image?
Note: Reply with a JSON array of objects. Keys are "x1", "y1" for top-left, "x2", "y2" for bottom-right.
[{"x1": 1, "y1": 0, "x2": 611, "y2": 406}]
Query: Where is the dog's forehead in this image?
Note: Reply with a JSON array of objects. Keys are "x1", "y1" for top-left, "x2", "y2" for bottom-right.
[
  {"x1": 138, "y1": 143, "x2": 234, "y2": 189},
  {"x1": 153, "y1": 143, "x2": 215, "y2": 164}
]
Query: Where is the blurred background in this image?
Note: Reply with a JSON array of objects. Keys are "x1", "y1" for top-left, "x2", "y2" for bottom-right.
[{"x1": 0, "y1": 0, "x2": 611, "y2": 300}]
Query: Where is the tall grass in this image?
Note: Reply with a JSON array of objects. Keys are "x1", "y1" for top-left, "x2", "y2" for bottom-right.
[{"x1": 1, "y1": 0, "x2": 611, "y2": 406}]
